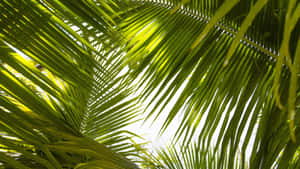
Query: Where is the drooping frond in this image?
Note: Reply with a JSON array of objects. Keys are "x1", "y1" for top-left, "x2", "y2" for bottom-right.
[
  {"x1": 0, "y1": 0, "x2": 141, "y2": 168},
  {"x1": 0, "y1": 0, "x2": 299, "y2": 168},
  {"x1": 115, "y1": 0, "x2": 300, "y2": 168}
]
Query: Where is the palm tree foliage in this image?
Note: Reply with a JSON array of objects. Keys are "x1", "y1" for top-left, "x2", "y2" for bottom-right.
[
  {"x1": 0, "y1": 0, "x2": 140, "y2": 168},
  {"x1": 0, "y1": 0, "x2": 299, "y2": 169}
]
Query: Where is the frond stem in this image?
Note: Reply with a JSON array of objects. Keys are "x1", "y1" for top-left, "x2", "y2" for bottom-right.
[{"x1": 131, "y1": 0, "x2": 279, "y2": 60}]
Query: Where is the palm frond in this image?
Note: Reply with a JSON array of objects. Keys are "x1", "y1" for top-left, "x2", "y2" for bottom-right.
[
  {"x1": 1, "y1": 0, "x2": 300, "y2": 168},
  {"x1": 0, "y1": 0, "x2": 141, "y2": 168},
  {"x1": 116, "y1": 0, "x2": 300, "y2": 168},
  {"x1": 157, "y1": 143, "x2": 220, "y2": 169}
]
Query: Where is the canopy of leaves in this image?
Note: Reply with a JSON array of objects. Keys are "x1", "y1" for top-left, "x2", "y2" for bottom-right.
[{"x1": 0, "y1": 0, "x2": 299, "y2": 169}]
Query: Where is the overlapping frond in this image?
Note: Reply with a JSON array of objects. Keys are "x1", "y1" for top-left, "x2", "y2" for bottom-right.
[
  {"x1": 116, "y1": 0, "x2": 300, "y2": 168},
  {"x1": 0, "y1": 0, "x2": 141, "y2": 168},
  {"x1": 0, "y1": 0, "x2": 299, "y2": 168},
  {"x1": 156, "y1": 143, "x2": 220, "y2": 169}
]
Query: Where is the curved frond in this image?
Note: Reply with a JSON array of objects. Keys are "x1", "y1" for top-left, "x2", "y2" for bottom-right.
[
  {"x1": 116, "y1": 0, "x2": 300, "y2": 168},
  {"x1": 0, "y1": 0, "x2": 141, "y2": 168},
  {"x1": 1, "y1": 0, "x2": 300, "y2": 168}
]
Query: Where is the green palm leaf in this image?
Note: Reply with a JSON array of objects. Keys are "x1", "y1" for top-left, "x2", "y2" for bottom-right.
[
  {"x1": 0, "y1": 0, "x2": 299, "y2": 169},
  {"x1": 116, "y1": 0, "x2": 300, "y2": 168},
  {"x1": 0, "y1": 0, "x2": 140, "y2": 168}
]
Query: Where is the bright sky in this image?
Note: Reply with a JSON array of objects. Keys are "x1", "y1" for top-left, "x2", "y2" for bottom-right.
[{"x1": 124, "y1": 76, "x2": 185, "y2": 150}]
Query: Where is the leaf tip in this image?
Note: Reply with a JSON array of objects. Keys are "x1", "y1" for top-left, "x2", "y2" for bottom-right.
[{"x1": 223, "y1": 60, "x2": 229, "y2": 67}]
